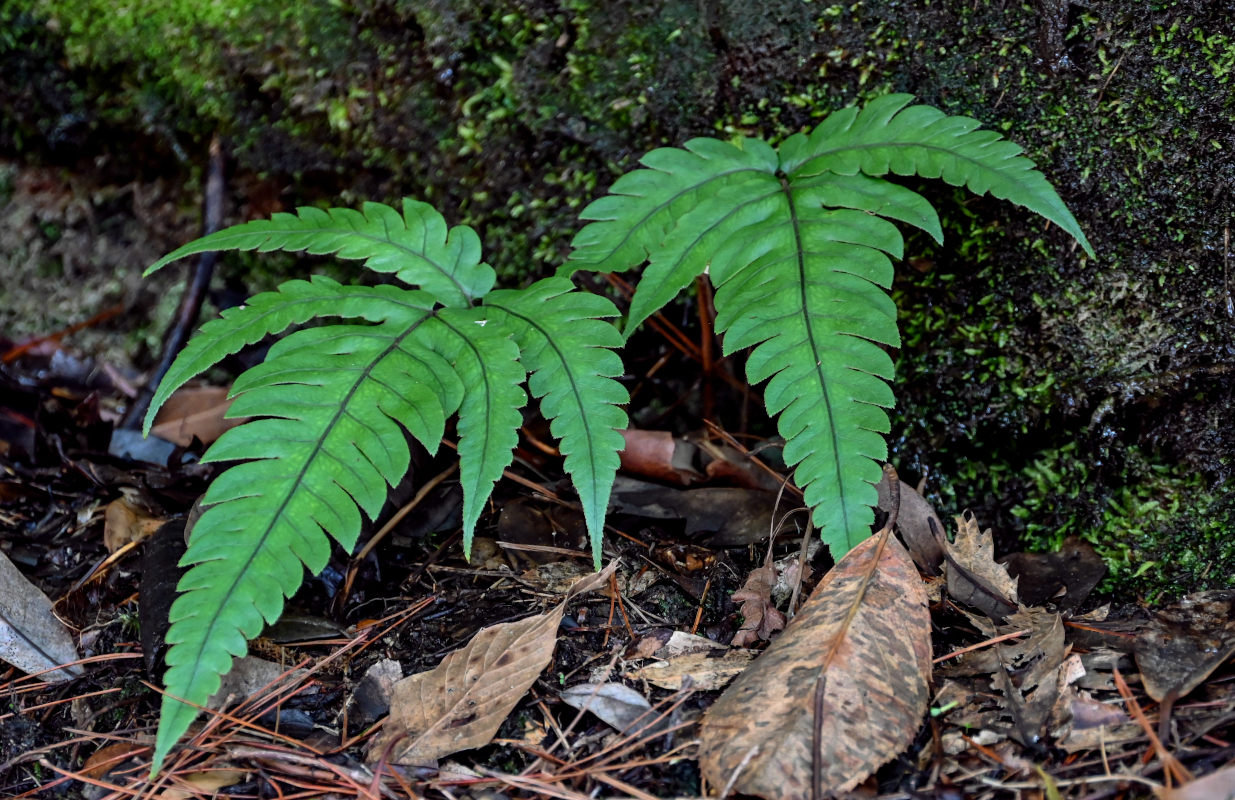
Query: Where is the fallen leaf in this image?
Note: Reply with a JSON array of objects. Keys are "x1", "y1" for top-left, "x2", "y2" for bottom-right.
[
  {"x1": 560, "y1": 682, "x2": 662, "y2": 736},
  {"x1": 730, "y1": 564, "x2": 785, "y2": 647},
  {"x1": 0, "y1": 550, "x2": 82, "y2": 681},
  {"x1": 876, "y1": 475, "x2": 944, "y2": 574},
  {"x1": 149, "y1": 384, "x2": 247, "y2": 447},
  {"x1": 623, "y1": 649, "x2": 755, "y2": 691},
  {"x1": 156, "y1": 768, "x2": 247, "y2": 800},
  {"x1": 609, "y1": 477, "x2": 777, "y2": 546},
  {"x1": 618, "y1": 429, "x2": 702, "y2": 485},
  {"x1": 698, "y1": 528, "x2": 931, "y2": 798},
  {"x1": 1134, "y1": 591, "x2": 1235, "y2": 703},
  {"x1": 1001, "y1": 536, "x2": 1106, "y2": 609},
  {"x1": 368, "y1": 561, "x2": 618, "y2": 765},
  {"x1": 102, "y1": 491, "x2": 164, "y2": 552},
  {"x1": 944, "y1": 512, "x2": 1019, "y2": 621}
]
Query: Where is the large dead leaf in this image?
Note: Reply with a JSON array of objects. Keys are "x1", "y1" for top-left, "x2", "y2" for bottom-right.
[
  {"x1": 698, "y1": 529, "x2": 931, "y2": 798},
  {"x1": 0, "y1": 550, "x2": 81, "y2": 682},
  {"x1": 1134, "y1": 590, "x2": 1235, "y2": 703},
  {"x1": 368, "y1": 561, "x2": 617, "y2": 765}
]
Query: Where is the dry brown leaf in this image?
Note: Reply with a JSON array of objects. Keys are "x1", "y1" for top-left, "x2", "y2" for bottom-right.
[
  {"x1": 617, "y1": 429, "x2": 702, "y2": 485},
  {"x1": 698, "y1": 529, "x2": 931, "y2": 798},
  {"x1": 623, "y1": 649, "x2": 755, "y2": 691},
  {"x1": 1134, "y1": 590, "x2": 1235, "y2": 703},
  {"x1": 730, "y1": 564, "x2": 785, "y2": 647},
  {"x1": 945, "y1": 511, "x2": 1019, "y2": 621},
  {"x1": 1001, "y1": 536, "x2": 1106, "y2": 609},
  {"x1": 876, "y1": 475, "x2": 944, "y2": 574},
  {"x1": 102, "y1": 491, "x2": 164, "y2": 552},
  {"x1": 368, "y1": 561, "x2": 617, "y2": 765},
  {"x1": 560, "y1": 682, "x2": 662, "y2": 736},
  {"x1": 0, "y1": 550, "x2": 81, "y2": 681},
  {"x1": 149, "y1": 384, "x2": 247, "y2": 447}
]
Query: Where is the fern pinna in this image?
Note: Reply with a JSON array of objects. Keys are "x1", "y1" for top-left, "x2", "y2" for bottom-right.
[
  {"x1": 141, "y1": 200, "x2": 628, "y2": 773},
  {"x1": 568, "y1": 93, "x2": 1092, "y2": 552}
]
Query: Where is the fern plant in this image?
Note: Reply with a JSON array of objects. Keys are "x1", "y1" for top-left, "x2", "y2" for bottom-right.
[
  {"x1": 141, "y1": 93, "x2": 1090, "y2": 773},
  {"x1": 568, "y1": 92, "x2": 1091, "y2": 546},
  {"x1": 140, "y1": 201, "x2": 629, "y2": 772}
]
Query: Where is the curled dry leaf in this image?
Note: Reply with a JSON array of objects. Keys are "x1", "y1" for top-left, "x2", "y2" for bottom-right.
[
  {"x1": 944, "y1": 512, "x2": 1018, "y2": 621},
  {"x1": 876, "y1": 474, "x2": 944, "y2": 574},
  {"x1": 698, "y1": 529, "x2": 931, "y2": 799},
  {"x1": 368, "y1": 561, "x2": 618, "y2": 765}
]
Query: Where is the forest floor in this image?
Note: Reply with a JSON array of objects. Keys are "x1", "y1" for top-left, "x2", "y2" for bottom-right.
[{"x1": 3, "y1": 159, "x2": 1235, "y2": 800}]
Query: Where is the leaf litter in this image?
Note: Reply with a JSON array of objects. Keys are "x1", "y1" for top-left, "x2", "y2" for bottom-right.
[{"x1": 6, "y1": 329, "x2": 1235, "y2": 798}]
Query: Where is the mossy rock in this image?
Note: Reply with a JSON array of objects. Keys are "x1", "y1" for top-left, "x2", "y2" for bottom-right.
[{"x1": 2, "y1": 0, "x2": 1231, "y2": 599}]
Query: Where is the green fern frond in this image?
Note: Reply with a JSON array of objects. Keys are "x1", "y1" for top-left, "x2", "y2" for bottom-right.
[
  {"x1": 426, "y1": 308, "x2": 527, "y2": 557},
  {"x1": 143, "y1": 200, "x2": 630, "y2": 775},
  {"x1": 567, "y1": 138, "x2": 779, "y2": 334},
  {"x1": 153, "y1": 312, "x2": 458, "y2": 770},
  {"x1": 140, "y1": 276, "x2": 439, "y2": 435},
  {"x1": 778, "y1": 93, "x2": 1094, "y2": 256},
  {"x1": 712, "y1": 202, "x2": 902, "y2": 548},
  {"x1": 485, "y1": 277, "x2": 630, "y2": 566},
  {"x1": 144, "y1": 199, "x2": 496, "y2": 307},
  {"x1": 568, "y1": 94, "x2": 1092, "y2": 556}
]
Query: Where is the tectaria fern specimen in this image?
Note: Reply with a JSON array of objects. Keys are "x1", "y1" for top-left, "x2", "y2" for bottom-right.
[
  {"x1": 140, "y1": 200, "x2": 628, "y2": 773},
  {"x1": 140, "y1": 93, "x2": 1091, "y2": 774},
  {"x1": 567, "y1": 93, "x2": 1092, "y2": 552}
]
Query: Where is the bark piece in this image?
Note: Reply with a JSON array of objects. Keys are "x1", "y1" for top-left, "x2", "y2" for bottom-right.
[
  {"x1": 698, "y1": 529, "x2": 931, "y2": 798},
  {"x1": 0, "y1": 550, "x2": 82, "y2": 682}
]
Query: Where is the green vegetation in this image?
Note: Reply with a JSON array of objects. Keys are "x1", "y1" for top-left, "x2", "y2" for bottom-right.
[
  {"x1": 3, "y1": 0, "x2": 1229, "y2": 605},
  {"x1": 141, "y1": 94, "x2": 1088, "y2": 772}
]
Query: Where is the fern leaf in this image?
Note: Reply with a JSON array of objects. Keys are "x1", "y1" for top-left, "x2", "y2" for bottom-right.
[
  {"x1": 425, "y1": 308, "x2": 527, "y2": 557},
  {"x1": 484, "y1": 277, "x2": 629, "y2": 566},
  {"x1": 141, "y1": 276, "x2": 438, "y2": 435},
  {"x1": 567, "y1": 138, "x2": 778, "y2": 319},
  {"x1": 151, "y1": 312, "x2": 463, "y2": 772},
  {"x1": 144, "y1": 199, "x2": 496, "y2": 307},
  {"x1": 778, "y1": 93, "x2": 1093, "y2": 256},
  {"x1": 712, "y1": 199, "x2": 902, "y2": 552}
]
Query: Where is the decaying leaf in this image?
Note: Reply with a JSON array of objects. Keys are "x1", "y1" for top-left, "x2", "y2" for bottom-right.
[
  {"x1": 944, "y1": 512, "x2": 1018, "y2": 621},
  {"x1": 618, "y1": 429, "x2": 703, "y2": 486},
  {"x1": 560, "y1": 682, "x2": 663, "y2": 736},
  {"x1": 0, "y1": 550, "x2": 82, "y2": 682},
  {"x1": 368, "y1": 561, "x2": 617, "y2": 765},
  {"x1": 148, "y1": 384, "x2": 247, "y2": 447},
  {"x1": 698, "y1": 529, "x2": 931, "y2": 798},
  {"x1": 876, "y1": 474, "x2": 944, "y2": 574},
  {"x1": 730, "y1": 564, "x2": 786, "y2": 647},
  {"x1": 1001, "y1": 536, "x2": 1106, "y2": 609},
  {"x1": 1134, "y1": 590, "x2": 1235, "y2": 704},
  {"x1": 623, "y1": 648, "x2": 755, "y2": 691},
  {"x1": 609, "y1": 476, "x2": 777, "y2": 546},
  {"x1": 103, "y1": 491, "x2": 165, "y2": 552}
]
